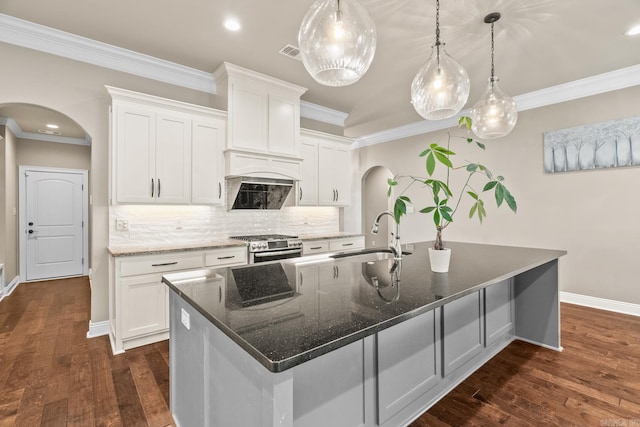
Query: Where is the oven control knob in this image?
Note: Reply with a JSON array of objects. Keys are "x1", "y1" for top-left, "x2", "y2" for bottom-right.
[{"x1": 260, "y1": 242, "x2": 268, "y2": 249}]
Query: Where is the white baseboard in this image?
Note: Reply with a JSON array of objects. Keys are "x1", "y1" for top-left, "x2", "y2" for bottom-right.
[
  {"x1": 560, "y1": 291, "x2": 640, "y2": 317},
  {"x1": 0, "y1": 276, "x2": 20, "y2": 302},
  {"x1": 86, "y1": 320, "x2": 110, "y2": 338}
]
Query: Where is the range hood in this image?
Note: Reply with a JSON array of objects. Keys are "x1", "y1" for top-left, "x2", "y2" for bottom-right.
[{"x1": 227, "y1": 177, "x2": 295, "y2": 210}]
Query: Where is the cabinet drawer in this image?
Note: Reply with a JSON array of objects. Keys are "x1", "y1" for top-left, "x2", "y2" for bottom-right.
[
  {"x1": 302, "y1": 240, "x2": 330, "y2": 255},
  {"x1": 120, "y1": 253, "x2": 203, "y2": 277},
  {"x1": 205, "y1": 247, "x2": 247, "y2": 267},
  {"x1": 329, "y1": 237, "x2": 364, "y2": 252}
]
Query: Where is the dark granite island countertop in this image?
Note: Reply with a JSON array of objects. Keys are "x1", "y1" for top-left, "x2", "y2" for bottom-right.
[{"x1": 162, "y1": 241, "x2": 566, "y2": 373}]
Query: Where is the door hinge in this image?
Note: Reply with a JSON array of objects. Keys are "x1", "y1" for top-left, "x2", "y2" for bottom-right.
[
  {"x1": 82, "y1": 257, "x2": 84, "y2": 265},
  {"x1": 82, "y1": 184, "x2": 84, "y2": 190},
  {"x1": 82, "y1": 221, "x2": 84, "y2": 228}
]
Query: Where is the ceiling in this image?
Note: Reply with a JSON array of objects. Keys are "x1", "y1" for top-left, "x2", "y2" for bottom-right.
[{"x1": 1, "y1": 0, "x2": 639, "y2": 140}]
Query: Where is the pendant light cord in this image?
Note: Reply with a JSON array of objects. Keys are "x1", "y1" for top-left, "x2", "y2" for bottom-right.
[
  {"x1": 490, "y1": 21, "x2": 495, "y2": 81},
  {"x1": 435, "y1": 0, "x2": 441, "y2": 66}
]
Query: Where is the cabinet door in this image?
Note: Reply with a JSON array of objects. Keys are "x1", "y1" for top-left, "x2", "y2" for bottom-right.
[
  {"x1": 318, "y1": 143, "x2": 338, "y2": 205},
  {"x1": 332, "y1": 144, "x2": 351, "y2": 206},
  {"x1": 299, "y1": 139, "x2": 318, "y2": 206},
  {"x1": 155, "y1": 113, "x2": 191, "y2": 204},
  {"x1": 377, "y1": 309, "x2": 440, "y2": 424},
  {"x1": 121, "y1": 274, "x2": 167, "y2": 339},
  {"x1": 442, "y1": 291, "x2": 483, "y2": 376},
  {"x1": 115, "y1": 105, "x2": 156, "y2": 203},
  {"x1": 268, "y1": 94, "x2": 299, "y2": 156},
  {"x1": 229, "y1": 80, "x2": 268, "y2": 152},
  {"x1": 192, "y1": 118, "x2": 225, "y2": 205},
  {"x1": 485, "y1": 278, "x2": 513, "y2": 347},
  {"x1": 318, "y1": 142, "x2": 351, "y2": 206}
]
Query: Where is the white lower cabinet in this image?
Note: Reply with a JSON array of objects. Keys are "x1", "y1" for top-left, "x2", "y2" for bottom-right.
[
  {"x1": 302, "y1": 236, "x2": 364, "y2": 256},
  {"x1": 110, "y1": 247, "x2": 247, "y2": 353},
  {"x1": 442, "y1": 290, "x2": 484, "y2": 376}
]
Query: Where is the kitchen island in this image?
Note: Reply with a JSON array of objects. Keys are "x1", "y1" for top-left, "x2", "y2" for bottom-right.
[{"x1": 163, "y1": 241, "x2": 566, "y2": 427}]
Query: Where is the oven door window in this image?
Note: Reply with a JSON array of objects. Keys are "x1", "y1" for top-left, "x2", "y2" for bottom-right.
[{"x1": 253, "y1": 249, "x2": 302, "y2": 263}]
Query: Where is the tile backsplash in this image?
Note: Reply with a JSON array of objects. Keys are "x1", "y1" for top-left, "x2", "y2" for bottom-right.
[{"x1": 109, "y1": 205, "x2": 340, "y2": 246}]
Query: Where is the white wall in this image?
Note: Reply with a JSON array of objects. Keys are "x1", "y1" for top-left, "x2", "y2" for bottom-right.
[
  {"x1": 0, "y1": 127, "x2": 18, "y2": 281},
  {"x1": 357, "y1": 86, "x2": 640, "y2": 305}
]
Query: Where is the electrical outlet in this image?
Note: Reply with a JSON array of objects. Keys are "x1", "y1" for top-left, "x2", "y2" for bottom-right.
[
  {"x1": 181, "y1": 308, "x2": 190, "y2": 330},
  {"x1": 115, "y1": 219, "x2": 129, "y2": 231}
]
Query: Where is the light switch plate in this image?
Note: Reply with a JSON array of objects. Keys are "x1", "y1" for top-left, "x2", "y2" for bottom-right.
[{"x1": 181, "y1": 308, "x2": 190, "y2": 330}]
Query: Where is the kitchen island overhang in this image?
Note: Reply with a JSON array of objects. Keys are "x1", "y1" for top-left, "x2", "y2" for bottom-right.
[{"x1": 163, "y1": 241, "x2": 566, "y2": 427}]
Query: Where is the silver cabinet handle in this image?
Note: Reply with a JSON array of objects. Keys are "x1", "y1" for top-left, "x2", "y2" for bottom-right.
[
  {"x1": 299, "y1": 187, "x2": 302, "y2": 201},
  {"x1": 158, "y1": 179, "x2": 161, "y2": 197},
  {"x1": 151, "y1": 261, "x2": 178, "y2": 267},
  {"x1": 342, "y1": 243, "x2": 354, "y2": 247},
  {"x1": 333, "y1": 189, "x2": 336, "y2": 201},
  {"x1": 310, "y1": 246, "x2": 322, "y2": 250},
  {"x1": 217, "y1": 255, "x2": 235, "y2": 260},
  {"x1": 151, "y1": 179, "x2": 154, "y2": 197},
  {"x1": 219, "y1": 182, "x2": 222, "y2": 199},
  {"x1": 218, "y1": 286, "x2": 222, "y2": 303},
  {"x1": 254, "y1": 249, "x2": 302, "y2": 258},
  {"x1": 336, "y1": 189, "x2": 339, "y2": 201}
]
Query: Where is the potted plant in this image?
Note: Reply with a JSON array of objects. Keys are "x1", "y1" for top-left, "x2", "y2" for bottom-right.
[{"x1": 387, "y1": 117, "x2": 517, "y2": 272}]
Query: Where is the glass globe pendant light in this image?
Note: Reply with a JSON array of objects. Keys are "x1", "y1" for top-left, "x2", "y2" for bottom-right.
[
  {"x1": 470, "y1": 12, "x2": 518, "y2": 139},
  {"x1": 298, "y1": 0, "x2": 377, "y2": 87},
  {"x1": 411, "y1": 0, "x2": 470, "y2": 120}
]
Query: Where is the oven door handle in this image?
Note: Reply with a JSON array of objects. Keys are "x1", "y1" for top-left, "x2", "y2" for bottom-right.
[{"x1": 253, "y1": 249, "x2": 302, "y2": 258}]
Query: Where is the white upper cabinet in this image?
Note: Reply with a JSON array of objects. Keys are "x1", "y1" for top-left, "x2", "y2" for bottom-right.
[
  {"x1": 300, "y1": 129, "x2": 353, "y2": 207},
  {"x1": 298, "y1": 137, "x2": 318, "y2": 205},
  {"x1": 191, "y1": 118, "x2": 225, "y2": 205},
  {"x1": 213, "y1": 63, "x2": 307, "y2": 179},
  {"x1": 108, "y1": 86, "x2": 227, "y2": 206}
]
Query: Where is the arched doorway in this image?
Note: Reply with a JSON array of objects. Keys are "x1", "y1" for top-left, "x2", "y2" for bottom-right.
[
  {"x1": 361, "y1": 166, "x2": 394, "y2": 249},
  {"x1": 0, "y1": 103, "x2": 91, "y2": 292}
]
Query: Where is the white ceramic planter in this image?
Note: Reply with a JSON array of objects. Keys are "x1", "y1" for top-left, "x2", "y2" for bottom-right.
[{"x1": 428, "y1": 248, "x2": 452, "y2": 273}]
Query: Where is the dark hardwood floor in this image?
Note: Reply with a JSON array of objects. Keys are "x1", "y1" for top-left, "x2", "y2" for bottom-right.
[{"x1": 0, "y1": 277, "x2": 638, "y2": 426}]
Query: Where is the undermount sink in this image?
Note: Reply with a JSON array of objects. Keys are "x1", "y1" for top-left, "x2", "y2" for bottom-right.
[{"x1": 330, "y1": 248, "x2": 412, "y2": 263}]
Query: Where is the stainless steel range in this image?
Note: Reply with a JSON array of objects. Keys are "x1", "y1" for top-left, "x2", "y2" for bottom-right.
[{"x1": 230, "y1": 234, "x2": 303, "y2": 264}]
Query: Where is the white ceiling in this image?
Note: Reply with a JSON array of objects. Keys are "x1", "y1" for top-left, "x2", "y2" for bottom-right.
[{"x1": 1, "y1": 0, "x2": 640, "y2": 140}]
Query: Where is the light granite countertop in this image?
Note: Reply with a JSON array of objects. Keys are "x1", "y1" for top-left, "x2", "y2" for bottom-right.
[
  {"x1": 108, "y1": 239, "x2": 247, "y2": 257},
  {"x1": 298, "y1": 232, "x2": 364, "y2": 241}
]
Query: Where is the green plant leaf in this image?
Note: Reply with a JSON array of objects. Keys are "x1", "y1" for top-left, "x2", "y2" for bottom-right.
[
  {"x1": 495, "y1": 183, "x2": 505, "y2": 207},
  {"x1": 432, "y1": 181, "x2": 441, "y2": 196},
  {"x1": 459, "y1": 116, "x2": 472, "y2": 130},
  {"x1": 478, "y1": 202, "x2": 487, "y2": 222},
  {"x1": 426, "y1": 152, "x2": 436, "y2": 176},
  {"x1": 476, "y1": 141, "x2": 486, "y2": 150},
  {"x1": 440, "y1": 206, "x2": 453, "y2": 222},
  {"x1": 399, "y1": 195, "x2": 411, "y2": 202},
  {"x1": 387, "y1": 186, "x2": 392, "y2": 197},
  {"x1": 433, "y1": 209, "x2": 441, "y2": 227},
  {"x1": 503, "y1": 187, "x2": 517, "y2": 212},
  {"x1": 483, "y1": 181, "x2": 498, "y2": 191},
  {"x1": 469, "y1": 202, "x2": 478, "y2": 218},
  {"x1": 467, "y1": 191, "x2": 478, "y2": 200},
  {"x1": 467, "y1": 137, "x2": 473, "y2": 143},
  {"x1": 434, "y1": 151, "x2": 453, "y2": 168},
  {"x1": 420, "y1": 206, "x2": 436, "y2": 213},
  {"x1": 393, "y1": 198, "x2": 407, "y2": 223},
  {"x1": 387, "y1": 178, "x2": 398, "y2": 186},
  {"x1": 419, "y1": 148, "x2": 430, "y2": 157},
  {"x1": 497, "y1": 175, "x2": 504, "y2": 181},
  {"x1": 433, "y1": 146, "x2": 456, "y2": 155},
  {"x1": 466, "y1": 163, "x2": 478, "y2": 172},
  {"x1": 440, "y1": 181, "x2": 453, "y2": 196}
]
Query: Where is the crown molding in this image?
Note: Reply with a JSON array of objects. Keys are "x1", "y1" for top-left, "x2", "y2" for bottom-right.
[
  {"x1": 0, "y1": 13, "x2": 345, "y2": 127},
  {"x1": 300, "y1": 101, "x2": 349, "y2": 127},
  {"x1": 0, "y1": 13, "x2": 215, "y2": 94},
  {"x1": 353, "y1": 64, "x2": 640, "y2": 148},
  {"x1": 0, "y1": 117, "x2": 91, "y2": 146}
]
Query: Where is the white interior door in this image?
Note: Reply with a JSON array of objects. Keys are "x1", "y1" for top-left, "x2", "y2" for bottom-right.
[{"x1": 24, "y1": 169, "x2": 85, "y2": 281}]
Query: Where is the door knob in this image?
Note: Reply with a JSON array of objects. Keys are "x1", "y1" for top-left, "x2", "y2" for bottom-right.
[
  {"x1": 28, "y1": 230, "x2": 34, "y2": 234},
  {"x1": 28, "y1": 222, "x2": 34, "y2": 226}
]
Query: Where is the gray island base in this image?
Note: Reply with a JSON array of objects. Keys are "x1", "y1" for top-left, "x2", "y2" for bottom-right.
[{"x1": 163, "y1": 242, "x2": 566, "y2": 427}]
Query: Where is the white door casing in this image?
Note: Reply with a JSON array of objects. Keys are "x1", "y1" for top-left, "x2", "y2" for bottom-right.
[{"x1": 19, "y1": 166, "x2": 89, "y2": 282}]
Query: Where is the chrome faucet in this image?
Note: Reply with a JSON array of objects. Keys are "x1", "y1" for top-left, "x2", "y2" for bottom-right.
[{"x1": 371, "y1": 210, "x2": 402, "y2": 260}]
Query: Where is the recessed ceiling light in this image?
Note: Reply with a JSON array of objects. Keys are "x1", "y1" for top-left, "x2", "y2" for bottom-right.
[
  {"x1": 46, "y1": 123, "x2": 59, "y2": 129},
  {"x1": 625, "y1": 24, "x2": 640, "y2": 36},
  {"x1": 224, "y1": 18, "x2": 241, "y2": 32}
]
